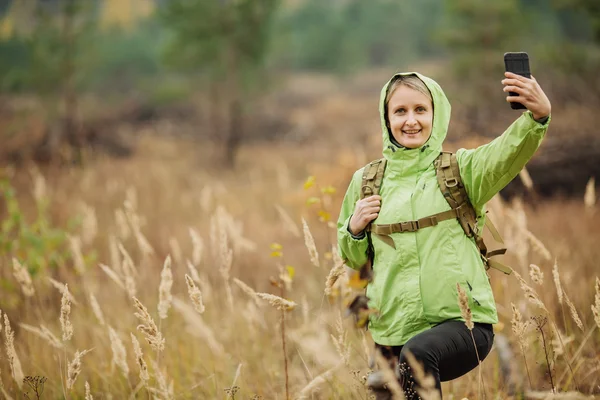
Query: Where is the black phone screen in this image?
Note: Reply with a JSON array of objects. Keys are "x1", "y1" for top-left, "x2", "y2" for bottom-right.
[{"x1": 504, "y1": 52, "x2": 531, "y2": 110}]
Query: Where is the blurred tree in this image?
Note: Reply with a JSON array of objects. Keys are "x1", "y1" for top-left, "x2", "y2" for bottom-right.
[
  {"x1": 436, "y1": 0, "x2": 528, "y2": 133},
  {"x1": 160, "y1": 0, "x2": 280, "y2": 167},
  {"x1": 276, "y1": 0, "x2": 443, "y2": 72},
  {"x1": 28, "y1": 0, "x2": 96, "y2": 164},
  {"x1": 0, "y1": 1, "x2": 96, "y2": 163}
]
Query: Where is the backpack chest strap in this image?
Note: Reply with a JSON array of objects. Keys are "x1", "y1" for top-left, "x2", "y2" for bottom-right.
[{"x1": 368, "y1": 208, "x2": 459, "y2": 235}]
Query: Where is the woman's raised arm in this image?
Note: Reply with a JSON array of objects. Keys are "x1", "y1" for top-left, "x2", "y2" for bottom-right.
[{"x1": 456, "y1": 74, "x2": 551, "y2": 209}]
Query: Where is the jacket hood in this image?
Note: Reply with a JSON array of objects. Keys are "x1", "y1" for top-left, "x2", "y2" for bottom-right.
[{"x1": 380, "y1": 72, "x2": 451, "y2": 170}]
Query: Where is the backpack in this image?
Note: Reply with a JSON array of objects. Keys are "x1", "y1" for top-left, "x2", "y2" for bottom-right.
[{"x1": 360, "y1": 151, "x2": 512, "y2": 275}]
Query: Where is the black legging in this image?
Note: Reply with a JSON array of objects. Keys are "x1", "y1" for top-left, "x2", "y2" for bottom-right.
[{"x1": 376, "y1": 320, "x2": 494, "y2": 399}]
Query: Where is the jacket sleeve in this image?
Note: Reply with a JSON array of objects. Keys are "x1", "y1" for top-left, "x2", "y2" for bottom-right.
[
  {"x1": 337, "y1": 169, "x2": 369, "y2": 270},
  {"x1": 456, "y1": 111, "x2": 550, "y2": 210}
]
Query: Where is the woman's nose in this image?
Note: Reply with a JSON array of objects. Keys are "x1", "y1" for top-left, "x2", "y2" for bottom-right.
[{"x1": 406, "y1": 112, "x2": 417, "y2": 125}]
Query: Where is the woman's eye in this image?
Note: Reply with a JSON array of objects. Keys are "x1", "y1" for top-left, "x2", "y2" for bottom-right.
[
  {"x1": 395, "y1": 108, "x2": 405, "y2": 114},
  {"x1": 417, "y1": 107, "x2": 426, "y2": 112}
]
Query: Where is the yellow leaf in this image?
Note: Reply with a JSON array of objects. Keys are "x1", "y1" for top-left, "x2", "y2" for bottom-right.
[
  {"x1": 306, "y1": 197, "x2": 320, "y2": 206},
  {"x1": 321, "y1": 185, "x2": 336, "y2": 195},
  {"x1": 318, "y1": 210, "x2": 331, "y2": 222},
  {"x1": 303, "y1": 176, "x2": 316, "y2": 190},
  {"x1": 285, "y1": 265, "x2": 295, "y2": 280},
  {"x1": 270, "y1": 251, "x2": 283, "y2": 258},
  {"x1": 270, "y1": 243, "x2": 283, "y2": 251}
]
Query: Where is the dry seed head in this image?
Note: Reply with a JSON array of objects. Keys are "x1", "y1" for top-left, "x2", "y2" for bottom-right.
[
  {"x1": 12, "y1": 258, "x2": 34, "y2": 297},
  {"x1": 132, "y1": 297, "x2": 165, "y2": 352},
  {"x1": 68, "y1": 235, "x2": 86, "y2": 274},
  {"x1": 275, "y1": 204, "x2": 301, "y2": 237},
  {"x1": 89, "y1": 294, "x2": 106, "y2": 326},
  {"x1": 562, "y1": 289, "x2": 584, "y2": 332},
  {"x1": 185, "y1": 274, "x2": 205, "y2": 314},
  {"x1": 510, "y1": 303, "x2": 529, "y2": 350},
  {"x1": 19, "y1": 323, "x2": 63, "y2": 349},
  {"x1": 67, "y1": 349, "x2": 92, "y2": 390},
  {"x1": 330, "y1": 312, "x2": 350, "y2": 366},
  {"x1": 584, "y1": 177, "x2": 596, "y2": 209},
  {"x1": 189, "y1": 228, "x2": 204, "y2": 266},
  {"x1": 529, "y1": 264, "x2": 544, "y2": 285},
  {"x1": 186, "y1": 259, "x2": 201, "y2": 283},
  {"x1": 296, "y1": 362, "x2": 344, "y2": 400},
  {"x1": 256, "y1": 292, "x2": 297, "y2": 311},
  {"x1": 150, "y1": 360, "x2": 174, "y2": 400},
  {"x1": 108, "y1": 236, "x2": 121, "y2": 275},
  {"x1": 302, "y1": 217, "x2": 320, "y2": 267},
  {"x1": 118, "y1": 242, "x2": 137, "y2": 276},
  {"x1": 109, "y1": 327, "x2": 129, "y2": 378},
  {"x1": 47, "y1": 277, "x2": 78, "y2": 304},
  {"x1": 232, "y1": 278, "x2": 260, "y2": 306},
  {"x1": 324, "y1": 261, "x2": 345, "y2": 297},
  {"x1": 553, "y1": 259, "x2": 563, "y2": 305},
  {"x1": 158, "y1": 256, "x2": 174, "y2": 319},
  {"x1": 114, "y1": 209, "x2": 131, "y2": 239},
  {"x1": 456, "y1": 283, "x2": 473, "y2": 330},
  {"x1": 513, "y1": 270, "x2": 547, "y2": 311},
  {"x1": 85, "y1": 381, "x2": 93, "y2": 400},
  {"x1": 135, "y1": 229, "x2": 155, "y2": 258},
  {"x1": 130, "y1": 333, "x2": 149, "y2": 385},
  {"x1": 60, "y1": 284, "x2": 74, "y2": 341},
  {"x1": 172, "y1": 299, "x2": 225, "y2": 355},
  {"x1": 168, "y1": 237, "x2": 183, "y2": 266},
  {"x1": 3, "y1": 313, "x2": 24, "y2": 389},
  {"x1": 592, "y1": 277, "x2": 600, "y2": 329},
  {"x1": 524, "y1": 229, "x2": 552, "y2": 261},
  {"x1": 98, "y1": 263, "x2": 126, "y2": 291}
]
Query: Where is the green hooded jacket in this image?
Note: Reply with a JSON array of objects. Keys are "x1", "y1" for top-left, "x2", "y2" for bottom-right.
[{"x1": 337, "y1": 72, "x2": 550, "y2": 346}]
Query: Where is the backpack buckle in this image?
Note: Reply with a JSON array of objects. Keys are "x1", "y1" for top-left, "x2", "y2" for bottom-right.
[
  {"x1": 361, "y1": 185, "x2": 373, "y2": 197},
  {"x1": 445, "y1": 177, "x2": 458, "y2": 188},
  {"x1": 400, "y1": 221, "x2": 419, "y2": 232}
]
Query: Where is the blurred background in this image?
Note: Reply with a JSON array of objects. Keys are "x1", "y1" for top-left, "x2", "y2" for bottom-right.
[
  {"x1": 0, "y1": 0, "x2": 599, "y2": 184},
  {"x1": 1, "y1": 1, "x2": 600, "y2": 398}
]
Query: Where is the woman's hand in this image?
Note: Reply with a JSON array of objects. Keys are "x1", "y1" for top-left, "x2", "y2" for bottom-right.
[
  {"x1": 502, "y1": 72, "x2": 551, "y2": 120},
  {"x1": 349, "y1": 195, "x2": 381, "y2": 235}
]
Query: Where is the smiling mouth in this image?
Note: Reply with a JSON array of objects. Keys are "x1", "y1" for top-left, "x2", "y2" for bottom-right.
[{"x1": 402, "y1": 130, "x2": 421, "y2": 135}]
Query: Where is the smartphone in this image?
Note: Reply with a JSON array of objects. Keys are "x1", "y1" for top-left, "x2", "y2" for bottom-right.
[{"x1": 504, "y1": 52, "x2": 531, "y2": 110}]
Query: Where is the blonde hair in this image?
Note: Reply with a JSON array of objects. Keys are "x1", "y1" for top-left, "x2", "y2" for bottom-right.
[
  {"x1": 385, "y1": 75, "x2": 432, "y2": 105},
  {"x1": 384, "y1": 75, "x2": 433, "y2": 127}
]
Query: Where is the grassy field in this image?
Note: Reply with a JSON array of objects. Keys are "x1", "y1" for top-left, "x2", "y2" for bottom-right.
[{"x1": 0, "y1": 134, "x2": 598, "y2": 400}]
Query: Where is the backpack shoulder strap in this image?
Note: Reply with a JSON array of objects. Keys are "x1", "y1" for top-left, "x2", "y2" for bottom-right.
[
  {"x1": 435, "y1": 152, "x2": 512, "y2": 275},
  {"x1": 361, "y1": 158, "x2": 387, "y2": 199},
  {"x1": 435, "y1": 152, "x2": 468, "y2": 210}
]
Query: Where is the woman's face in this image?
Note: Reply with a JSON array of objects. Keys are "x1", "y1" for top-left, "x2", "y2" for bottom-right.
[{"x1": 386, "y1": 84, "x2": 433, "y2": 149}]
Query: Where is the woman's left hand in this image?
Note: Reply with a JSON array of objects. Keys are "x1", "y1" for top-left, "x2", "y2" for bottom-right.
[{"x1": 502, "y1": 72, "x2": 551, "y2": 120}]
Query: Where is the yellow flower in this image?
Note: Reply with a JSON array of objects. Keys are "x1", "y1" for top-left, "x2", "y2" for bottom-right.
[
  {"x1": 285, "y1": 265, "x2": 295, "y2": 280},
  {"x1": 318, "y1": 210, "x2": 331, "y2": 222},
  {"x1": 303, "y1": 176, "x2": 316, "y2": 190},
  {"x1": 306, "y1": 197, "x2": 320, "y2": 206},
  {"x1": 270, "y1": 243, "x2": 283, "y2": 251},
  {"x1": 321, "y1": 185, "x2": 336, "y2": 195}
]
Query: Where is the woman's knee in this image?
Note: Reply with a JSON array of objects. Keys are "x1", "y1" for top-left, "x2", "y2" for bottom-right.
[{"x1": 398, "y1": 341, "x2": 438, "y2": 373}]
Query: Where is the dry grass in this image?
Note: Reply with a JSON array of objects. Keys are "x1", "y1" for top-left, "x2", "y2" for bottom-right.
[{"x1": 0, "y1": 122, "x2": 599, "y2": 399}]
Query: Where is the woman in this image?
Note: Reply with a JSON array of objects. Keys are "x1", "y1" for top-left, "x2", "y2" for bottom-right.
[{"x1": 337, "y1": 71, "x2": 550, "y2": 398}]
